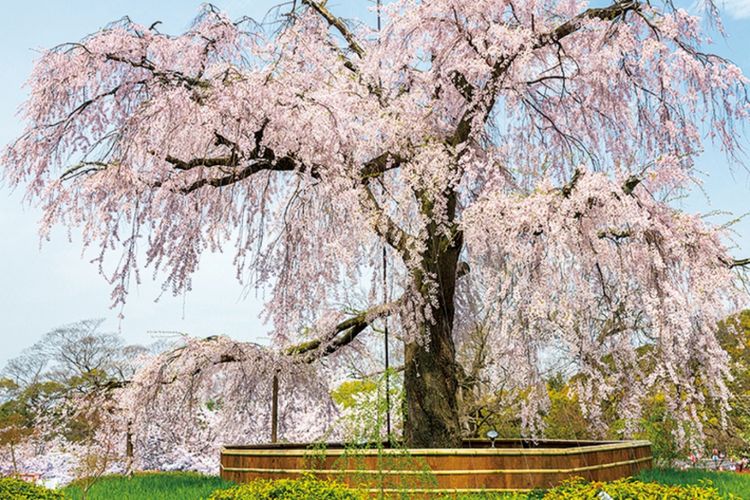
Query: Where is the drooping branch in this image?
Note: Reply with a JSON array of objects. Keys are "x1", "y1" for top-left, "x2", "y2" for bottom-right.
[
  {"x1": 360, "y1": 151, "x2": 405, "y2": 180},
  {"x1": 163, "y1": 300, "x2": 399, "y2": 374},
  {"x1": 164, "y1": 155, "x2": 237, "y2": 170},
  {"x1": 561, "y1": 168, "x2": 583, "y2": 198},
  {"x1": 449, "y1": 1, "x2": 642, "y2": 146},
  {"x1": 450, "y1": 71, "x2": 475, "y2": 102},
  {"x1": 300, "y1": 0, "x2": 365, "y2": 58},
  {"x1": 730, "y1": 258, "x2": 750, "y2": 269},
  {"x1": 356, "y1": 150, "x2": 415, "y2": 258},
  {"x1": 178, "y1": 158, "x2": 297, "y2": 193},
  {"x1": 60, "y1": 161, "x2": 110, "y2": 181},
  {"x1": 360, "y1": 183, "x2": 414, "y2": 259},
  {"x1": 622, "y1": 175, "x2": 642, "y2": 195},
  {"x1": 558, "y1": 169, "x2": 641, "y2": 201},
  {"x1": 535, "y1": 0, "x2": 641, "y2": 49},
  {"x1": 285, "y1": 300, "x2": 398, "y2": 363},
  {"x1": 557, "y1": 172, "x2": 748, "y2": 275},
  {"x1": 102, "y1": 52, "x2": 206, "y2": 88}
]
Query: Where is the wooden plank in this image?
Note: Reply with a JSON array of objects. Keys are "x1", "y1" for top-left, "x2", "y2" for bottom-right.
[
  {"x1": 221, "y1": 440, "x2": 652, "y2": 457},
  {"x1": 219, "y1": 440, "x2": 654, "y2": 491}
]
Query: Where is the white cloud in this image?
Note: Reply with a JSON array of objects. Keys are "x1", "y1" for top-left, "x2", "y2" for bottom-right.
[{"x1": 721, "y1": 0, "x2": 750, "y2": 19}]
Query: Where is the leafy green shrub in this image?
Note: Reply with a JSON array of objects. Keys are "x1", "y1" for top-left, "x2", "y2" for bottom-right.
[
  {"x1": 0, "y1": 476, "x2": 65, "y2": 500},
  {"x1": 209, "y1": 474, "x2": 364, "y2": 500},
  {"x1": 543, "y1": 476, "x2": 732, "y2": 499}
]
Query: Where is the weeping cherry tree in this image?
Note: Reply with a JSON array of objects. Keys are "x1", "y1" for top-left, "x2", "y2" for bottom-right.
[{"x1": 3, "y1": 0, "x2": 750, "y2": 447}]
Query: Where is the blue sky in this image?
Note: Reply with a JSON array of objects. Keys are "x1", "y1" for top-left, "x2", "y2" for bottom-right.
[{"x1": 1, "y1": 1, "x2": 749, "y2": 365}]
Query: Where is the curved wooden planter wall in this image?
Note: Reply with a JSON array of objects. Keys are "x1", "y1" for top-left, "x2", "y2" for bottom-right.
[{"x1": 220, "y1": 439, "x2": 652, "y2": 495}]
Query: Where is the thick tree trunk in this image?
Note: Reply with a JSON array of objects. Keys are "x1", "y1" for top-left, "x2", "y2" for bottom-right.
[
  {"x1": 403, "y1": 318, "x2": 462, "y2": 447},
  {"x1": 402, "y1": 198, "x2": 463, "y2": 447}
]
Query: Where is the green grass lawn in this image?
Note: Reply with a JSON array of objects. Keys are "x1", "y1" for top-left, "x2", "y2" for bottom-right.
[
  {"x1": 56, "y1": 468, "x2": 750, "y2": 499},
  {"x1": 637, "y1": 468, "x2": 750, "y2": 499},
  {"x1": 62, "y1": 472, "x2": 233, "y2": 500}
]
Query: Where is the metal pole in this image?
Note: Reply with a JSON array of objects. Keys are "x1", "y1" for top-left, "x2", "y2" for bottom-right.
[
  {"x1": 377, "y1": 0, "x2": 382, "y2": 32},
  {"x1": 271, "y1": 372, "x2": 279, "y2": 443},
  {"x1": 383, "y1": 246, "x2": 391, "y2": 439},
  {"x1": 376, "y1": 0, "x2": 391, "y2": 442}
]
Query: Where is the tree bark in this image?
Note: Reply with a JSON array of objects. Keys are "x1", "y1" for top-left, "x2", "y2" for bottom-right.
[
  {"x1": 403, "y1": 191, "x2": 463, "y2": 448},
  {"x1": 10, "y1": 442, "x2": 17, "y2": 475},
  {"x1": 403, "y1": 314, "x2": 462, "y2": 447}
]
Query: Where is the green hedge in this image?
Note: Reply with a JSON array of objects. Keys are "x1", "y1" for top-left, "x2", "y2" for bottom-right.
[
  {"x1": 542, "y1": 477, "x2": 732, "y2": 499},
  {"x1": 209, "y1": 474, "x2": 364, "y2": 500},
  {"x1": 0, "y1": 476, "x2": 65, "y2": 500}
]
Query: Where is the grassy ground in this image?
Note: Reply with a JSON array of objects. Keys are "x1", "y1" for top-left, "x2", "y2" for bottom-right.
[
  {"x1": 56, "y1": 468, "x2": 750, "y2": 499},
  {"x1": 62, "y1": 472, "x2": 233, "y2": 500},
  {"x1": 637, "y1": 468, "x2": 750, "y2": 499}
]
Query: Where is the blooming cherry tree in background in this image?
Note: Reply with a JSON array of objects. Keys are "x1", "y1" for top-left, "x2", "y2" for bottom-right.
[
  {"x1": 1, "y1": 323, "x2": 338, "y2": 480},
  {"x1": 3, "y1": 0, "x2": 750, "y2": 447},
  {"x1": 121, "y1": 336, "x2": 338, "y2": 470}
]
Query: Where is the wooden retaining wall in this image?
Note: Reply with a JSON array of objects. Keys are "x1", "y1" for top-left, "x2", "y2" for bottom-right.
[{"x1": 220, "y1": 439, "x2": 652, "y2": 495}]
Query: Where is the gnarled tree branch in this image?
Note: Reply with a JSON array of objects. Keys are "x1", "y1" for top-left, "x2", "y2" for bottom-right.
[
  {"x1": 360, "y1": 151, "x2": 405, "y2": 180},
  {"x1": 449, "y1": 1, "x2": 642, "y2": 146},
  {"x1": 535, "y1": 0, "x2": 640, "y2": 49},
  {"x1": 179, "y1": 158, "x2": 297, "y2": 193},
  {"x1": 301, "y1": 0, "x2": 365, "y2": 58},
  {"x1": 285, "y1": 300, "x2": 399, "y2": 363},
  {"x1": 730, "y1": 258, "x2": 750, "y2": 269}
]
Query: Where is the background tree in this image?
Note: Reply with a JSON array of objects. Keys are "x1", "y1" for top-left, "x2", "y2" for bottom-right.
[
  {"x1": 121, "y1": 335, "x2": 337, "y2": 471},
  {"x1": 3, "y1": 0, "x2": 749, "y2": 447},
  {"x1": 705, "y1": 310, "x2": 750, "y2": 454},
  {"x1": 38, "y1": 319, "x2": 142, "y2": 388},
  {"x1": 0, "y1": 322, "x2": 338, "y2": 478},
  {"x1": 0, "y1": 411, "x2": 32, "y2": 474},
  {"x1": 0, "y1": 320, "x2": 144, "y2": 445},
  {"x1": 533, "y1": 310, "x2": 750, "y2": 464}
]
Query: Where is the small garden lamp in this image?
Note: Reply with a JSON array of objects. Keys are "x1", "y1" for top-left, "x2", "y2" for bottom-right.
[{"x1": 486, "y1": 430, "x2": 498, "y2": 448}]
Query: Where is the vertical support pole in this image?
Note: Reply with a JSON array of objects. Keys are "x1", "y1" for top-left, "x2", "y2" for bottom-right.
[
  {"x1": 271, "y1": 372, "x2": 279, "y2": 443},
  {"x1": 383, "y1": 246, "x2": 391, "y2": 440},
  {"x1": 377, "y1": 0, "x2": 392, "y2": 445},
  {"x1": 377, "y1": 0, "x2": 382, "y2": 32}
]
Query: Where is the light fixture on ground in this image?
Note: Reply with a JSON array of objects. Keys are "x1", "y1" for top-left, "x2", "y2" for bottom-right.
[{"x1": 486, "y1": 430, "x2": 498, "y2": 448}]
